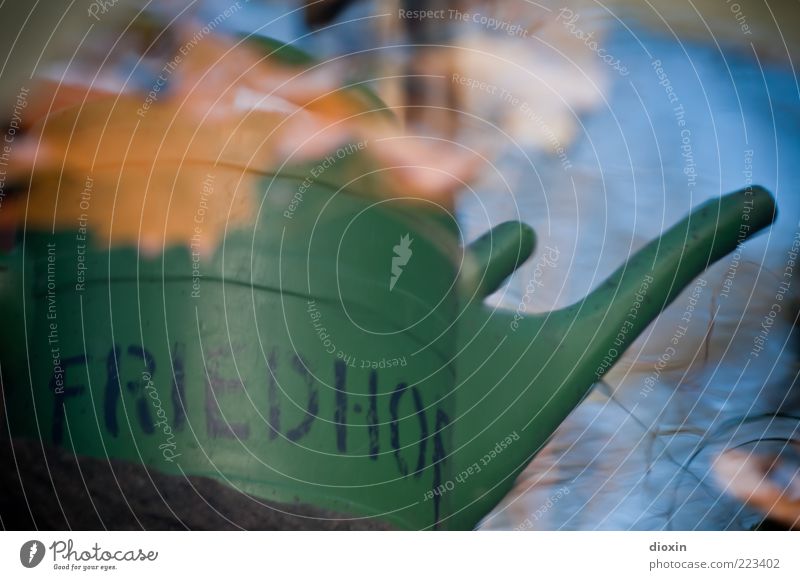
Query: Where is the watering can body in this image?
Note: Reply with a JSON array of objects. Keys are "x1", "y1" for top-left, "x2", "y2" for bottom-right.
[{"x1": 0, "y1": 168, "x2": 776, "y2": 529}]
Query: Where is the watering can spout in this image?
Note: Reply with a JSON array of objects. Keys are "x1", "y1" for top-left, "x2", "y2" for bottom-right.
[
  {"x1": 558, "y1": 185, "x2": 776, "y2": 368},
  {"x1": 445, "y1": 186, "x2": 776, "y2": 529}
]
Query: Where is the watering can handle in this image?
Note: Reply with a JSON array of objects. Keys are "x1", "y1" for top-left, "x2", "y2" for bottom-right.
[{"x1": 459, "y1": 221, "x2": 536, "y2": 299}]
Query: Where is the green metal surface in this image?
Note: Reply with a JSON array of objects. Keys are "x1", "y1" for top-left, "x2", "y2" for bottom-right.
[
  {"x1": 0, "y1": 175, "x2": 776, "y2": 529},
  {"x1": 0, "y1": 25, "x2": 780, "y2": 530}
]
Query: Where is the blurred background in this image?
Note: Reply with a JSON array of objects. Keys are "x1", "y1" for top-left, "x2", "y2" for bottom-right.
[{"x1": 0, "y1": 0, "x2": 798, "y2": 530}]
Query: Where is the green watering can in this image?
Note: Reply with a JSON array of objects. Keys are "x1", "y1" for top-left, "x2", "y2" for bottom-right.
[
  {"x1": 0, "y1": 36, "x2": 779, "y2": 530},
  {"x1": 0, "y1": 167, "x2": 776, "y2": 529}
]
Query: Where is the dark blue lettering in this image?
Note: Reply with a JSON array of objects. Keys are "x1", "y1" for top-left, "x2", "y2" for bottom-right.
[
  {"x1": 204, "y1": 347, "x2": 250, "y2": 439},
  {"x1": 126, "y1": 345, "x2": 155, "y2": 434},
  {"x1": 286, "y1": 354, "x2": 318, "y2": 441},
  {"x1": 431, "y1": 408, "x2": 451, "y2": 527},
  {"x1": 390, "y1": 383, "x2": 429, "y2": 478},
  {"x1": 334, "y1": 360, "x2": 347, "y2": 452},
  {"x1": 170, "y1": 342, "x2": 186, "y2": 430},
  {"x1": 104, "y1": 345, "x2": 122, "y2": 437},
  {"x1": 51, "y1": 355, "x2": 87, "y2": 445},
  {"x1": 367, "y1": 370, "x2": 379, "y2": 460}
]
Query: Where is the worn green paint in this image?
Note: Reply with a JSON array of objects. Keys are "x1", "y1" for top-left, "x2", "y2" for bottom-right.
[
  {"x1": 0, "y1": 36, "x2": 780, "y2": 530},
  {"x1": 0, "y1": 174, "x2": 776, "y2": 528}
]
